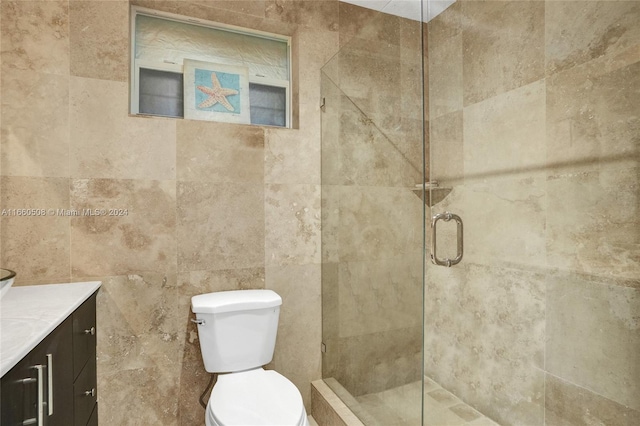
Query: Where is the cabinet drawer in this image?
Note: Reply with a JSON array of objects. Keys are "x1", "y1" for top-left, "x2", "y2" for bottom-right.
[
  {"x1": 73, "y1": 359, "x2": 97, "y2": 426},
  {"x1": 72, "y1": 293, "x2": 97, "y2": 380}
]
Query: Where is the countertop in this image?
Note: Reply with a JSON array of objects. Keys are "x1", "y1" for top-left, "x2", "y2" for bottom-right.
[{"x1": 0, "y1": 281, "x2": 101, "y2": 378}]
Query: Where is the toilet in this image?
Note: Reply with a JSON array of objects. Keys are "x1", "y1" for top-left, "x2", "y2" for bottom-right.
[{"x1": 191, "y1": 289, "x2": 309, "y2": 426}]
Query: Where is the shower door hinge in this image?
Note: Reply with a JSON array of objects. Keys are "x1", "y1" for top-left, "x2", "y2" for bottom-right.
[
  {"x1": 320, "y1": 97, "x2": 326, "y2": 112},
  {"x1": 321, "y1": 342, "x2": 327, "y2": 353}
]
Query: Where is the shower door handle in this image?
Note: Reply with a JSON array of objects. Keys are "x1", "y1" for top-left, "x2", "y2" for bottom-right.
[{"x1": 430, "y1": 211, "x2": 463, "y2": 267}]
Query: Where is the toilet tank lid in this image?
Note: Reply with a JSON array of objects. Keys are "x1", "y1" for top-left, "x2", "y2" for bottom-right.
[{"x1": 191, "y1": 289, "x2": 282, "y2": 314}]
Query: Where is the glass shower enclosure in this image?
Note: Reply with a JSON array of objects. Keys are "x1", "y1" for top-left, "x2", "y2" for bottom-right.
[{"x1": 321, "y1": 0, "x2": 639, "y2": 425}]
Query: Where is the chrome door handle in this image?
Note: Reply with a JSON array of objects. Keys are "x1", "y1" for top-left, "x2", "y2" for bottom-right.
[{"x1": 430, "y1": 211, "x2": 463, "y2": 267}]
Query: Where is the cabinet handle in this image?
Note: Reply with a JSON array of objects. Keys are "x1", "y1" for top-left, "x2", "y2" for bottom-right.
[
  {"x1": 19, "y1": 371, "x2": 39, "y2": 426},
  {"x1": 47, "y1": 354, "x2": 53, "y2": 416},
  {"x1": 35, "y1": 364, "x2": 45, "y2": 426},
  {"x1": 84, "y1": 326, "x2": 96, "y2": 335},
  {"x1": 84, "y1": 388, "x2": 96, "y2": 397}
]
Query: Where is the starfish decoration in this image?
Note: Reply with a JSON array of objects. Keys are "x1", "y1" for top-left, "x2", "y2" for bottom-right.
[{"x1": 196, "y1": 71, "x2": 238, "y2": 111}]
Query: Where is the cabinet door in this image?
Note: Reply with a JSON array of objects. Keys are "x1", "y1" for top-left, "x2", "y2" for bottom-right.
[
  {"x1": 0, "y1": 317, "x2": 73, "y2": 426},
  {"x1": 0, "y1": 352, "x2": 36, "y2": 426}
]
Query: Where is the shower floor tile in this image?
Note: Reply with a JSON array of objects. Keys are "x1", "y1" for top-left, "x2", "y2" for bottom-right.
[{"x1": 355, "y1": 377, "x2": 499, "y2": 426}]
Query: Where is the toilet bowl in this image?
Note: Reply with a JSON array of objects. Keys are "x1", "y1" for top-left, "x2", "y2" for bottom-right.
[
  {"x1": 206, "y1": 368, "x2": 309, "y2": 426},
  {"x1": 191, "y1": 289, "x2": 309, "y2": 426}
]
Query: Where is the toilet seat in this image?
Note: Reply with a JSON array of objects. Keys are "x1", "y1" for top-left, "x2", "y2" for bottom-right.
[{"x1": 207, "y1": 368, "x2": 308, "y2": 426}]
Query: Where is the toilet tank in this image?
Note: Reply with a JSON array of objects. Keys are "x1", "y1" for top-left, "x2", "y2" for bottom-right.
[{"x1": 191, "y1": 289, "x2": 282, "y2": 373}]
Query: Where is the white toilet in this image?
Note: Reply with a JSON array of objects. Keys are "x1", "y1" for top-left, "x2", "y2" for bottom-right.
[{"x1": 191, "y1": 289, "x2": 309, "y2": 426}]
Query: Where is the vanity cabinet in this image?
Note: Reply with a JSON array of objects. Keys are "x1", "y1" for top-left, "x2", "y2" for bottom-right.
[{"x1": 1, "y1": 292, "x2": 98, "y2": 426}]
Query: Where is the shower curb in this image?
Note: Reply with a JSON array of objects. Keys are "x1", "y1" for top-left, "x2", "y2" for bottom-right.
[{"x1": 311, "y1": 380, "x2": 365, "y2": 426}]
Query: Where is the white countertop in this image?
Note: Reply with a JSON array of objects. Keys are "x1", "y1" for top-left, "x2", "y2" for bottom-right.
[{"x1": 0, "y1": 281, "x2": 101, "y2": 377}]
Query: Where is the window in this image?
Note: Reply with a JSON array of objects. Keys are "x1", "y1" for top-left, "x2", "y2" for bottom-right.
[{"x1": 130, "y1": 7, "x2": 291, "y2": 128}]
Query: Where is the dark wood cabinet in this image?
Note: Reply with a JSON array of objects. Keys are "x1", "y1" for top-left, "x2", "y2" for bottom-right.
[{"x1": 1, "y1": 292, "x2": 98, "y2": 426}]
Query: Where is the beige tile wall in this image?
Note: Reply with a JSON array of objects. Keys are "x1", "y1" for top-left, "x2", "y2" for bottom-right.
[
  {"x1": 426, "y1": 1, "x2": 640, "y2": 425},
  {"x1": 0, "y1": 0, "x2": 339, "y2": 423}
]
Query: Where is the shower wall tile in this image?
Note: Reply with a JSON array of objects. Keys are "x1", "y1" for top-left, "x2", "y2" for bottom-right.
[
  {"x1": 545, "y1": 373, "x2": 640, "y2": 426},
  {"x1": 176, "y1": 120, "x2": 264, "y2": 184},
  {"x1": 334, "y1": 30, "x2": 425, "y2": 143},
  {"x1": 336, "y1": 185, "x2": 423, "y2": 263},
  {"x1": 546, "y1": 167, "x2": 640, "y2": 280},
  {"x1": 546, "y1": 60, "x2": 640, "y2": 174},
  {"x1": 399, "y1": 58, "x2": 424, "y2": 126},
  {"x1": 336, "y1": 256, "x2": 423, "y2": 338},
  {"x1": 265, "y1": 127, "x2": 320, "y2": 185},
  {"x1": 1, "y1": 69, "x2": 69, "y2": 177},
  {"x1": 337, "y1": 1, "x2": 379, "y2": 48},
  {"x1": 424, "y1": 262, "x2": 545, "y2": 426},
  {"x1": 424, "y1": 262, "x2": 467, "y2": 380},
  {"x1": 335, "y1": 47, "x2": 401, "y2": 118},
  {"x1": 299, "y1": 101, "x2": 323, "y2": 142},
  {"x1": 428, "y1": 1, "x2": 463, "y2": 119},
  {"x1": 177, "y1": 181, "x2": 264, "y2": 272},
  {"x1": 94, "y1": 272, "x2": 181, "y2": 373},
  {"x1": 265, "y1": 0, "x2": 339, "y2": 32},
  {"x1": 461, "y1": 178, "x2": 547, "y2": 269},
  {"x1": 463, "y1": 80, "x2": 546, "y2": 181},
  {"x1": 264, "y1": 183, "x2": 321, "y2": 266},
  {"x1": 462, "y1": 0, "x2": 545, "y2": 107},
  {"x1": 69, "y1": 0, "x2": 129, "y2": 82},
  {"x1": 331, "y1": 94, "x2": 422, "y2": 187},
  {"x1": 70, "y1": 77, "x2": 177, "y2": 181},
  {"x1": 346, "y1": 7, "x2": 403, "y2": 50},
  {"x1": 0, "y1": 0, "x2": 69, "y2": 76},
  {"x1": 545, "y1": 1, "x2": 640, "y2": 76},
  {"x1": 0, "y1": 176, "x2": 71, "y2": 285},
  {"x1": 321, "y1": 262, "x2": 339, "y2": 341},
  {"x1": 323, "y1": 325, "x2": 423, "y2": 397},
  {"x1": 546, "y1": 273, "x2": 640, "y2": 410},
  {"x1": 266, "y1": 263, "x2": 322, "y2": 409},
  {"x1": 298, "y1": 27, "x2": 340, "y2": 107},
  {"x1": 319, "y1": 74, "x2": 342, "y2": 185},
  {"x1": 331, "y1": 10, "x2": 419, "y2": 110},
  {"x1": 430, "y1": 111, "x2": 463, "y2": 185},
  {"x1": 70, "y1": 178, "x2": 177, "y2": 277},
  {"x1": 399, "y1": 16, "x2": 423, "y2": 65},
  {"x1": 320, "y1": 185, "x2": 340, "y2": 263}
]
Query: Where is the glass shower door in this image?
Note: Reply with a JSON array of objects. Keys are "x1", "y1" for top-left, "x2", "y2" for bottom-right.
[
  {"x1": 320, "y1": 1, "x2": 427, "y2": 424},
  {"x1": 425, "y1": 1, "x2": 640, "y2": 425}
]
